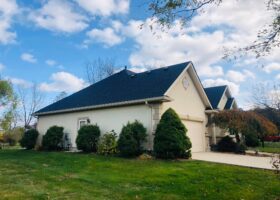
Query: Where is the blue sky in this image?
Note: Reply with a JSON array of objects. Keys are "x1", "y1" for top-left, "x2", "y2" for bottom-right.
[{"x1": 0, "y1": 0, "x2": 279, "y2": 109}]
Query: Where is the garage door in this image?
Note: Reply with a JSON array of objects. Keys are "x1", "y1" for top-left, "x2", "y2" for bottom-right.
[{"x1": 183, "y1": 120, "x2": 205, "y2": 152}]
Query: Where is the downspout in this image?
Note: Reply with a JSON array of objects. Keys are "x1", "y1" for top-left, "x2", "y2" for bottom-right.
[{"x1": 145, "y1": 101, "x2": 153, "y2": 151}]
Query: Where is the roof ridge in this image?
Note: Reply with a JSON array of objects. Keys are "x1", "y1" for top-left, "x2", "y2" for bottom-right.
[{"x1": 131, "y1": 61, "x2": 190, "y2": 75}]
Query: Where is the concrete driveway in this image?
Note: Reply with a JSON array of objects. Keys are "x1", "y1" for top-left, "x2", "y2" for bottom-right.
[{"x1": 192, "y1": 152, "x2": 274, "y2": 170}]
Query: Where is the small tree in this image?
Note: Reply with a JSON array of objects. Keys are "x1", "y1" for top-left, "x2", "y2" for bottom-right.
[
  {"x1": 76, "y1": 124, "x2": 101, "y2": 153},
  {"x1": 212, "y1": 110, "x2": 278, "y2": 147},
  {"x1": 20, "y1": 129, "x2": 39, "y2": 150},
  {"x1": 42, "y1": 126, "x2": 64, "y2": 151},
  {"x1": 117, "y1": 121, "x2": 147, "y2": 157},
  {"x1": 153, "y1": 108, "x2": 192, "y2": 159}
]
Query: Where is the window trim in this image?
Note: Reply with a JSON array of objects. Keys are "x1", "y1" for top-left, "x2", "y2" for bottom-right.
[{"x1": 78, "y1": 117, "x2": 89, "y2": 129}]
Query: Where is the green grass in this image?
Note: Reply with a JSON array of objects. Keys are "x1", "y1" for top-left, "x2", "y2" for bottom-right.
[
  {"x1": 250, "y1": 142, "x2": 280, "y2": 154},
  {"x1": 0, "y1": 150, "x2": 279, "y2": 200}
]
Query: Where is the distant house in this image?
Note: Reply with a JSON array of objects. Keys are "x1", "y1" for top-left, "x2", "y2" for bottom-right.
[
  {"x1": 204, "y1": 85, "x2": 238, "y2": 145},
  {"x1": 34, "y1": 62, "x2": 237, "y2": 152}
]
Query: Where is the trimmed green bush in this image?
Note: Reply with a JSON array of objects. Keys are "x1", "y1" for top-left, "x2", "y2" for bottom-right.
[
  {"x1": 217, "y1": 136, "x2": 236, "y2": 152},
  {"x1": 153, "y1": 108, "x2": 192, "y2": 159},
  {"x1": 76, "y1": 124, "x2": 100, "y2": 152},
  {"x1": 97, "y1": 131, "x2": 118, "y2": 155},
  {"x1": 42, "y1": 126, "x2": 64, "y2": 151},
  {"x1": 20, "y1": 129, "x2": 39, "y2": 150},
  {"x1": 117, "y1": 121, "x2": 147, "y2": 157},
  {"x1": 245, "y1": 133, "x2": 260, "y2": 147}
]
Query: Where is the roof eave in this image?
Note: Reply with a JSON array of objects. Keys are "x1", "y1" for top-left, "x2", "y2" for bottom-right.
[{"x1": 34, "y1": 96, "x2": 172, "y2": 116}]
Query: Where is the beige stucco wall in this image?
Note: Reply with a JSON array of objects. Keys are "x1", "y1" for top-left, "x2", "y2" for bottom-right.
[
  {"x1": 37, "y1": 104, "x2": 156, "y2": 150},
  {"x1": 161, "y1": 69, "x2": 208, "y2": 152}
]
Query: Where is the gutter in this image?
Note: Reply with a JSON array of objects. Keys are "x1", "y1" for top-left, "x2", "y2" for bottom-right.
[{"x1": 34, "y1": 96, "x2": 172, "y2": 116}]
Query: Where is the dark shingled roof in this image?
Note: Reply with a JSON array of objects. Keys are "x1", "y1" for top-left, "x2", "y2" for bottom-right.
[
  {"x1": 35, "y1": 62, "x2": 190, "y2": 115},
  {"x1": 204, "y1": 85, "x2": 227, "y2": 109},
  {"x1": 224, "y1": 97, "x2": 234, "y2": 110}
]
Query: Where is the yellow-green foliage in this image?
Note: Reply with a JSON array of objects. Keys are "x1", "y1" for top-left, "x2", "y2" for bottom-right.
[{"x1": 97, "y1": 131, "x2": 118, "y2": 155}]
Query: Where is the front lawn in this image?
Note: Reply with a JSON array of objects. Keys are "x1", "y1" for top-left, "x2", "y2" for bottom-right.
[
  {"x1": 250, "y1": 142, "x2": 280, "y2": 154},
  {"x1": 0, "y1": 150, "x2": 279, "y2": 200}
]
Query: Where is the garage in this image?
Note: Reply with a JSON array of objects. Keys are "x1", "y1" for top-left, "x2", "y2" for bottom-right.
[{"x1": 183, "y1": 120, "x2": 205, "y2": 152}]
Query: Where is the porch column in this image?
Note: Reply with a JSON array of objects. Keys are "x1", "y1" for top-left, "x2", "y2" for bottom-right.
[{"x1": 212, "y1": 123, "x2": 217, "y2": 145}]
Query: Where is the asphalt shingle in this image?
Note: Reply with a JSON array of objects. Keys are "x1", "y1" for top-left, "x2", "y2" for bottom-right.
[{"x1": 35, "y1": 62, "x2": 190, "y2": 115}]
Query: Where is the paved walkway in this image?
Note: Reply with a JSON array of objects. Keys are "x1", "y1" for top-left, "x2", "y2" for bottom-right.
[{"x1": 192, "y1": 152, "x2": 274, "y2": 170}]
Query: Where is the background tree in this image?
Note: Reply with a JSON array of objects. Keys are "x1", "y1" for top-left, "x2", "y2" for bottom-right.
[
  {"x1": 17, "y1": 84, "x2": 43, "y2": 129},
  {"x1": 148, "y1": 0, "x2": 279, "y2": 57},
  {"x1": 85, "y1": 58, "x2": 116, "y2": 84},
  {"x1": 53, "y1": 91, "x2": 67, "y2": 103},
  {"x1": 0, "y1": 80, "x2": 19, "y2": 132},
  {"x1": 254, "y1": 107, "x2": 280, "y2": 133},
  {"x1": 0, "y1": 80, "x2": 14, "y2": 107},
  {"x1": 252, "y1": 82, "x2": 280, "y2": 110}
]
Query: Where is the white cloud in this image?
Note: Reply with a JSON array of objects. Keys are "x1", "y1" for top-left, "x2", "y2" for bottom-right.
[
  {"x1": 76, "y1": 0, "x2": 129, "y2": 16},
  {"x1": 226, "y1": 69, "x2": 256, "y2": 83},
  {"x1": 203, "y1": 78, "x2": 240, "y2": 96},
  {"x1": 226, "y1": 70, "x2": 246, "y2": 83},
  {"x1": 7, "y1": 77, "x2": 33, "y2": 88},
  {"x1": 21, "y1": 53, "x2": 37, "y2": 63},
  {"x1": 85, "y1": 27, "x2": 123, "y2": 47},
  {"x1": 118, "y1": 18, "x2": 226, "y2": 77},
  {"x1": 276, "y1": 74, "x2": 280, "y2": 80},
  {"x1": 263, "y1": 62, "x2": 280, "y2": 73},
  {"x1": 243, "y1": 69, "x2": 256, "y2": 79},
  {"x1": 0, "y1": 0, "x2": 18, "y2": 44},
  {"x1": 0, "y1": 63, "x2": 6, "y2": 71},
  {"x1": 39, "y1": 71, "x2": 87, "y2": 93},
  {"x1": 29, "y1": 0, "x2": 88, "y2": 33},
  {"x1": 45, "y1": 59, "x2": 56, "y2": 66}
]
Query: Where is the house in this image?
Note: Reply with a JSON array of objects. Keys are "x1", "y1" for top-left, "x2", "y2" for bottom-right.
[
  {"x1": 204, "y1": 85, "x2": 238, "y2": 145},
  {"x1": 35, "y1": 62, "x2": 237, "y2": 152}
]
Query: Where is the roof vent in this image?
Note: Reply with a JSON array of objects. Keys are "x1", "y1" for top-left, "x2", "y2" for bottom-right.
[
  {"x1": 163, "y1": 67, "x2": 169, "y2": 71},
  {"x1": 146, "y1": 70, "x2": 151, "y2": 74},
  {"x1": 130, "y1": 74, "x2": 136, "y2": 78}
]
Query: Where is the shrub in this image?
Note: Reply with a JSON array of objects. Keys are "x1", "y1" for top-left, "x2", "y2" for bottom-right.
[
  {"x1": 42, "y1": 126, "x2": 64, "y2": 151},
  {"x1": 20, "y1": 129, "x2": 39, "y2": 150},
  {"x1": 117, "y1": 121, "x2": 147, "y2": 157},
  {"x1": 153, "y1": 108, "x2": 192, "y2": 159},
  {"x1": 76, "y1": 124, "x2": 100, "y2": 153},
  {"x1": 245, "y1": 133, "x2": 260, "y2": 147},
  {"x1": 217, "y1": 136, "x2": 237, "y2": 152},
  {"x1": 97, "y1": 130, "x2": 118, "y2": 155},
  {"x1": 235, "y1": 142, "x2": 247, "y2": 154}
]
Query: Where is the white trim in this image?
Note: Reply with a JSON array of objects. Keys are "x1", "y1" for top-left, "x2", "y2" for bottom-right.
[
  {"x1": 164, "y1": 62, "x2": 190, "y2": 95},
  {"x1": 78, "y1": 118, "x2": 89, "y2": 129},
  {"x1": 35, "y1": 96, "x2": 172, "y2": 116},
  {"x1": 216, "y1": 86, "x2": 228, "y2": 109}
]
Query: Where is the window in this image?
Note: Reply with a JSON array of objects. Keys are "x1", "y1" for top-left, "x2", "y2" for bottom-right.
[{"x1": 78, "y1": 118, "x2": 90, "y2": 129}]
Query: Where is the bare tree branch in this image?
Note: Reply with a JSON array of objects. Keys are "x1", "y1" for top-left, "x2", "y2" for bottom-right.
[
  {"x1": 252, "y1": 82, "x2": 280, "y2": 111},
  {"x1": 17, "y1": 84, "x2": 44, "y2": 128},
  {"x1": 148, "y1": 0, "x2": 280, "y2": 57},
  {"x1": 85, "y1": 58, "x2": 116, "y2": 84}
]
